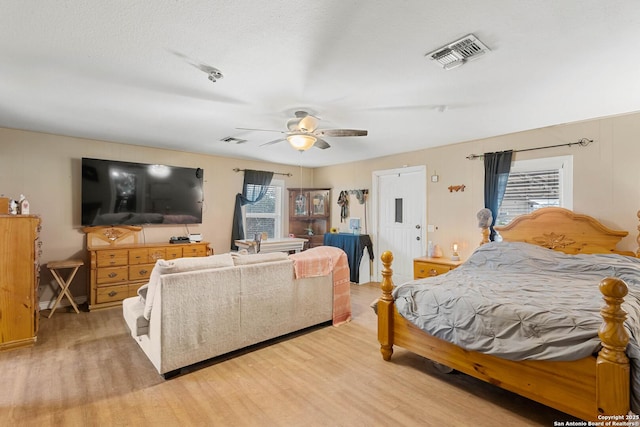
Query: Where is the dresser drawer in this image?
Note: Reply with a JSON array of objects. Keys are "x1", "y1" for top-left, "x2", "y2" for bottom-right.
[
  {"x1": 413, "y1": 256, "x2": 463, "y2": 279},
  {"x1": 130, "y1": 248, "x2": 166, "y2": 264},
  {"x1": 128, "y1": 248, "x2": 149, "y2": 265},
  {"x1": 183, "y1": 245, "x2": 206, "y2": 257},
  {"x1": 148, "y1": 248, "x2": 166, "y2": 262},
  {"x1": 96, "y1": 284, "x2": 129, "y2": 304},
  {"x1": 414, "y1": 261, "x2": 452, "y2": 278},
  {"x1": 97, "y1": 250, "x2": 128, "y2": 267},
  {"x1": 165, "y1": 247, "x2": 183, "y2": 259},
  {"x1": 129, "y1": 263, "x2": 154, "y2": 281},
  {"x1": 96, "y1": 266, "x2": 129, "y2": 284}
]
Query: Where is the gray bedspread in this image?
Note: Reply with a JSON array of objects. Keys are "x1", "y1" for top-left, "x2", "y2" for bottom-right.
[{"x1": 393, "y1": 241, "x2": 640, "y2": 412}]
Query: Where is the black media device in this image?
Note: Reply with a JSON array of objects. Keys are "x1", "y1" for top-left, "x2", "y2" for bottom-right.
[
  {"x1": 81, "y1": 157, "x2": 204, "y2": 226},
  {"x1": 169, "y1": 236, "x2": 191, "y2": 244}
]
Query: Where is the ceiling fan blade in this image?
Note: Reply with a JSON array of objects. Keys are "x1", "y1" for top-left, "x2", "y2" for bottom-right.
[
  {"x1": 315, "y1": 129, "x2": 368, "y2": 137},
  {"x1": 236, "y1": 127, "x2": 285, "y2": 134},
  {"x1": 313, "y1": 137, "x2": 331, "y2": 150},
  {"x1": 260, "y1": 138, "x2": 286, "y2": 147}
]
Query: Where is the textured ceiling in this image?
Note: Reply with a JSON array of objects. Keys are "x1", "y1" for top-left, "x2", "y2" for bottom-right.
[{"x1": 2, "y1": 1, "x2": 640, "y2": 167}]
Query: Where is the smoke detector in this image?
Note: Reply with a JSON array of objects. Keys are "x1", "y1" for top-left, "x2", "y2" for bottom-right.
[{"x1": 425, "y1": 34, "x2": 490, "y2": 70}]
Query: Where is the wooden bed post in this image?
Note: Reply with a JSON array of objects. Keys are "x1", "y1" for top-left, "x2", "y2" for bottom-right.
[
  {"x1": 378, "y1": 251, "x2": 395, "y2": 361},
  {"x1": 596, "y1": 277, "x2": 630, "y2": 416}
]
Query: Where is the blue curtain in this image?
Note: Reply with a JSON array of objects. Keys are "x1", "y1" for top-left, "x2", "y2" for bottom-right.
[
  {"x1": 484, "y1": 150, "x2": 513, "y2": 241},
  {"x1": 230, "y1": 170, "x2": 274, "y2": 250}
]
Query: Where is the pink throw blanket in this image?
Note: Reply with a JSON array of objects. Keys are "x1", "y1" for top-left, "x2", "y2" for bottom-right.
[{"x1": 289, "y1": 246, "x2": 351, "y2": 326}]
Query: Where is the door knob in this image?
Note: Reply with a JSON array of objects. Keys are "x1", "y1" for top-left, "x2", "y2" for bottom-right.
[
  {"x1": 416, "y1": 236, "x2": 421, "y2": 241},
  {"x1": 415, "y1": 224, "x2": 421, "y2": 229}
]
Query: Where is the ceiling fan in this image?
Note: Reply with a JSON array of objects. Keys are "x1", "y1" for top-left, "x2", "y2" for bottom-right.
[{"x1": 237, "y1": 111, "x2": 368, "y2": 151}]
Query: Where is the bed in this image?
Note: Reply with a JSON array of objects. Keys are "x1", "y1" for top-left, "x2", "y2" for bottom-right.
[{"x1": 377, "y1": 207, "x2": 640, "y2": 421}]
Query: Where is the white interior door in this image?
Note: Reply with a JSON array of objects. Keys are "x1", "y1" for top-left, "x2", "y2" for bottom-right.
[{"x1": 372, "y1": 166, "x2": 426, "y2": 284}]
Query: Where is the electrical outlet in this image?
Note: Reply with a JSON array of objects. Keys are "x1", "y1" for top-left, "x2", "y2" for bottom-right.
[{"x1": 427, "y1": 224, "x2": 435, "y2": 232}]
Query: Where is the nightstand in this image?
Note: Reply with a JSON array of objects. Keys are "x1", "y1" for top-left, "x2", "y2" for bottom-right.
[{"x1": 413, "y1": 257, "x2": 463, "y2": 279}]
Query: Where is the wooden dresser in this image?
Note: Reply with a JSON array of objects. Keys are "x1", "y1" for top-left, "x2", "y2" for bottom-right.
[
  {"x1": 413, "y1": 256, "x2": 463, "y2": 279},
  {"x1": 84, "y1": 226, "x2": 210, "y2": 311},
  {"x1": 0, "y1": 215, "x2": 41, "y2": 351}
]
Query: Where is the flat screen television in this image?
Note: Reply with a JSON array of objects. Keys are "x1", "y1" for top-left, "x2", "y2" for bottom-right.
[{"x1": 81, "y1": 158, "x2": 204, "y2": 226}]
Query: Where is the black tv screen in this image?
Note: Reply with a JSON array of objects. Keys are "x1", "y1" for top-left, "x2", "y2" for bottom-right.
[{"x1": 81, "y1": 158, "x2": 204, "y2": 226}]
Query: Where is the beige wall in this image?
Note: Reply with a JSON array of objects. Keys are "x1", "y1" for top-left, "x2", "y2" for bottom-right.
[
  {"x1": 314, "y1": 112, "x2": 640, "y2": 265},
  {"x1": 2, "y1": 110, "x2": 639, "y2": 303},
  {"x1": 0, "y1": 127, "x2": 315, "y2": 304}
]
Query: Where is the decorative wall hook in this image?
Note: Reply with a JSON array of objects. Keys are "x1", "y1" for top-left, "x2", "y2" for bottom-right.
[{"x1": 448, "y1": 185, "x2": 466, "y2": 193}]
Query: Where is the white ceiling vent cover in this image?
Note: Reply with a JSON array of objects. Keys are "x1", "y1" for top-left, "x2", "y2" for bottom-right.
[{"x1": 426, "y1": 34, "x2": 490, "y2": 70}]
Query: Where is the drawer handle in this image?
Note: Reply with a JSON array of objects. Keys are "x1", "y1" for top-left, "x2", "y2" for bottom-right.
[
  {"x1": 428, "y1": 269, "x2": 438, "y2": 276},
  {"x1": 110, "y1": 254, "x2": 115, "y2": 258},
  {"x1": 139, "y1": 269, "x2": 148, "y2": 275},
  {"x1": 108, "y1": 272, "x2": 118, "y2": 278},
  {"x1": 108, "y1": 291, "x2": 117, "y2": 297}
]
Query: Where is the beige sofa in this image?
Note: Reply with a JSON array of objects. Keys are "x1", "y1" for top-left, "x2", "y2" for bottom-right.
[{"x1": 122, "y1": 251, "x2": 335, "y2": 377}]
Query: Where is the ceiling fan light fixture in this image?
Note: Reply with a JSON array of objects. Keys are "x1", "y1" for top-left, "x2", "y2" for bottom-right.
[{"x1": 287, "y1": 134, "x2": 317, "y2": 151}]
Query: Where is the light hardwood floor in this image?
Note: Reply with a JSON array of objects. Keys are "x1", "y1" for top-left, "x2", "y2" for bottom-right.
[{"x1": 1, "y1": 282, "x2": 578, "y2": 426}]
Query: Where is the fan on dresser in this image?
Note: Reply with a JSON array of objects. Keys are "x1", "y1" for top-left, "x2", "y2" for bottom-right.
[{"x1": 237, "y1": 110, "x2": 367, "y2": 151}]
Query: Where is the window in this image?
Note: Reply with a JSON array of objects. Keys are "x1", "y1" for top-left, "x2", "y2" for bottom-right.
[
  {"x1": 244, "y1": 179, "x2": 284, "y2": 239},
  {"x1": 497, "y1": 155, "x2": 573, "y2": 226}
]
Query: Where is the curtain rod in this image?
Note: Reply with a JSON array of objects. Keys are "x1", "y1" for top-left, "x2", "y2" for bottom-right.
[
  {"x1": 232, "y1": 168, "x2": 292, "y2": 177},
  {"x1": 465, "y1": 138, "x2": 593, "y2": 160}
]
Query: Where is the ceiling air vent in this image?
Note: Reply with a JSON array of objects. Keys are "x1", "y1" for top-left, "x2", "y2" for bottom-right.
[
  {"x1": 426, "y1": 34, "x2": 490, "y2": 70},
  {"x1": 220, "y1": 136, "x2": 247, "y2": 145}
]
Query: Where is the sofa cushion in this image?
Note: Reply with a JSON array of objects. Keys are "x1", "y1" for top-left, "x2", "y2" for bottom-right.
[
  {"x1": 143, "y1": 253, "x2": 235, "y2": 320},
  {"x1": 232, "y1": 252, "x2": 289, "y2": 266},
  {"x1": 157, "y1": 253, "x2": 234, "y2": 274},
  {"x1": 123, "y1": 297, "x2": 149, "y2": 337}
]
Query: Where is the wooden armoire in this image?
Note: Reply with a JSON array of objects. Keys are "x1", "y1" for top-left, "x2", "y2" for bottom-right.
[
  {"x1": 0, "y1": 215, "x2": 41, "y2": 350},
  {"x1": 288, "y1": 188, "x2": 331, "y2": 248}
]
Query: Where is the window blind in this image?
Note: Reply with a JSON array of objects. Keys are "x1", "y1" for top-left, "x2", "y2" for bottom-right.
[{"x1": 497, "y1": 169, "x2": 560, "y2": 225}]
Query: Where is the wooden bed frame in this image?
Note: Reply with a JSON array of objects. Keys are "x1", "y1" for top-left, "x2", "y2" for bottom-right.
[{"x1": 377, "y1": 207, "x2": 639, "y2": 421}]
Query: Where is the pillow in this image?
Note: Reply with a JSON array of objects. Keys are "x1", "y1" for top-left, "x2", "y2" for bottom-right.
[
  {"x1": 143, "y1": 265, "x2": 162, "y2": 320},
  {"x1": 142, "y1": 253, "x2": 235, "y2": 320},
  {"x1": 232, "y1": 252, "x2": 289, "y2": 266},
  {"x1": 137, "y1": 283, "x2": 148, "y2": 303}
]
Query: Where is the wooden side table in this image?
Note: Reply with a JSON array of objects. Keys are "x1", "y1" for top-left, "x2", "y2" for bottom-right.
[
  {"x1": 47, "y1": 259, "x2": 84, "y2": 317},
  {"x1": 413, "y1": 257, "x2": 463, "y2": 279}
]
